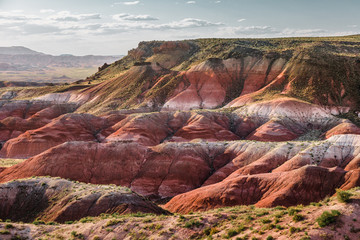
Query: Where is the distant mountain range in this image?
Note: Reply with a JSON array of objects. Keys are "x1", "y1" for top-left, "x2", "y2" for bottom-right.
[{"x1": 0, "y1": 46, "x2": 122, "y2": 82}]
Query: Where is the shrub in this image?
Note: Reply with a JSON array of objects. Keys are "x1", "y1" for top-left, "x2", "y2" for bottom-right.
[
  {"x1": 0, "y1": 230, "x2": 10, "y2": 234},
  {"x1": 79, "y1": 217, "x2": 93, "y2": 223},
  {"x1": 237, "y1": 223, "x2": 246, "y2": 232},
  {"x1": 289, "y1": 227, "x2": 301, "y2": 234},
  {"x1": 266, "y1": 236, "x2": 274, "y2": 240},
  {"x1": 5, "y1": 224, "x2": 14, "y2": 229},
  {"x1": 336, "y1": 189, "x2": 353, "y2": 203},
  {"x1": 10, "y1": 235, "x2": 24, "y2": 240},
  {"x1": 227, "y1": 229, "x2": 239, "y2": 238},
  {"x1": 261, "y1": 218, "x2": 271, "y2": 224},
  {"x1": 33, "y1": 220, "x2": 46, "y2": 225},
  {"x1": 316, "y1": 210, "x2": 341, "y2": 227},
  {"x1": 71, "y1": 231, "x2": 84, "y2": 240},
  {"x1": 236, "y1": 235, "x2": 249, "y2": 240},
  {"x1": 105, "y1": 219, "x2": 122, "y2": 227},
  {"x1": 288, "y1": 207, "x2": 300, "y2": 216},
  {"x1": 184, "y1": 219, "x2": 203, "y2": 228},
  {"x1": 293, "y1": 214, "x2": 305, "y2": 222}
]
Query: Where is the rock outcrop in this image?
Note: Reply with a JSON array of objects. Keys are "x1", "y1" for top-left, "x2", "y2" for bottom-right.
[
  {"x1": 164, "y1": 166, "x2": 345, "y2": 213},
  {"x1": 0, "y1": 177, "x2": 167, "y2": 223},
  {"x1": 0, "y1": 113, "x2": 114, "y2": 158},
  {"x1": 0, "y1": 38, "x2": 360, "y2": 214}
]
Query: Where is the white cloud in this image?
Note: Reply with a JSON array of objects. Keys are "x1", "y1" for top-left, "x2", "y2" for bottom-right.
[
  {"x1": 40, "y1": 9, "x2": 55, "y2": 14},
  {"x1": 186, "y1": 1, "x2": 196, "y2": 4},
  {"x1": 218, "y1": 25, "x2": 278, "y2": 36},
  {"x1": 237, "y1": 19, "x2": 246, "y2": 22},
  {"x1": 98, "y1": 18, "x2": 222, "y2": 32},
  {"x1": 348, "y1": 25, "x2": 358, "y2": 28},
  {"x1": 0, "y1": 11, "x2": 39, "y2": 22},
  {"x1": 281, "y1": 28, "x2": 327, "y2": 36},
  {"x1": 215, "y1": 1, "x2": 221, "y2": 3},
  {"x1": 11, "y1": 10, "x2": 24, "y2": 13},
  {"x1": 122, "y1": 1, "x2": 140, "y2": 5},
  {"x1": 159, "y1": 18, "x2": 222, "y2": 29},
  {"x1": 49, "y1": 11, "x2": 101, "y2": 22},
  {"x1": 113, "y1": 13, "x2": 158, "y2": 21}
]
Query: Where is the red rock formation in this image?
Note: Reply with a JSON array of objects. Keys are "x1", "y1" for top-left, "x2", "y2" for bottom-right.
[
  {"x1": 0, "y1": 101, "x2": 54, "y2": 121},
  {"x1": 164, "y1": 166, "x2": 345, "y2": 213},
  {"x1": 162, "y1": 58, "x2": 286, "y2": 111},
  {"x1": 324, "y1": 122, "x2": 360, "y2": 139},
  {"x1": 340, "y1": 170, "x2": 360, "y2": 190},
  {"x1": 0, "y1": 141, "x2": 228, "y2": 198},
  {"x1": 106, "y1": 112, "x2": 171, "y2": 146},
  {"x1": 169, "y1": 112, "x2": 239, "y2": 142},
  {"x1": 246, "y1": 120, "x2": 298, "y2": 142},
  {"x1": 0, "y1": 113, "x2": 112, "y2": 158},
  {"x1": 0, "y1": 104, "x2": 76, "y2": 142},
  {"x1": 107, "y1": 111, "x2": 239, "y2": 146},
  {"x1": 0, "y1": 177, "x2": 167, "y2": 223},
  {"x1": 0, "y1": 134, "x2": 359, "y2": 209}
]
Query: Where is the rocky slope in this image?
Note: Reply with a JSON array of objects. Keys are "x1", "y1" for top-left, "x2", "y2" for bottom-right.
[
  {"x1": 0, "y1": 177, "x2": 167, "y2": 223},
  {"x1": 0, "y1": 36, "x2": 359, "y2": 219},
  {"x1": 0, "y1": 187, "x2": 359, "y2": 240}
]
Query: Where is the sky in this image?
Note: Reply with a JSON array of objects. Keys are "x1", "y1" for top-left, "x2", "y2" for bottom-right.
[{"x1": 0, "y1": 0, "x2": 359, "y2": 56}]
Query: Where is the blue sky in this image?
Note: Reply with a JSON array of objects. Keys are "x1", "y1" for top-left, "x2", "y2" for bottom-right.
[{"x1": 0, "y1": 0, "x2": 359, "y2": 55}]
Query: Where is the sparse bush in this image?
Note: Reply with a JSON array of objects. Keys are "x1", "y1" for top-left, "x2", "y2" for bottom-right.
[
  {"x1": 261, "y1": 218, "x2": 271, "y2": 224},
  {"x1": 288, "y1": 207, "x2": 300, "y2": 216},
  {"x1": 236, "y1": 235, "x2": 249, "y2": 240},
  {"x1": 33, "y1": 220, "x2": 46, "y2": 225},
  {"x1": 226, "y1": 228, "x2": 239, "y2": 238},
  {"x1": 336, "y1": 189, "x2": 353, "y2": 203},
  {"x1": 79, "y1": 217, "x2": 93, "y2": 223},
  {"x1": 71, "y1": 231, "x2": 84, "y2": 240},
  {"x1": 275, "y1": 225, "x2": 283, "y2": 230},
  {"x1": 266, "y1": 236, "x2": 274, "y2": 240},
  {"x1": 10, "y1": 235, "x2": 24, "y2": 240},
  {"x1": 5, "y1": 224, "x2": 14, "y2": 229},
  {"x1": 316, "y1": 210, "x2": 341, "y2": 227},
  {"x1": 289, "y1": 226, "x2": 301, "y2": 234},
  {"x1": 293, "y1": 214, "x2": 305, "y2": 222},
  {"x1": 105, "y1": 219, "x2": 122, "y2": 227},
  {"x1": 0, "y1": 230, "x2": 10, "y2": 234},
  {"x1": 184, "y1": 219, "x2": 203, "y2": 228},
  {"x1": 204, "y1": 226, "x2": 220, "y2": 236}
]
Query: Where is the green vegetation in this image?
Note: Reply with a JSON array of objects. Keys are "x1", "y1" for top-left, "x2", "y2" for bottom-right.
[
  {"x1": 0, "y1": 230, "x2": 10, "y2": 234},
  {"x1": 71, "y1": 231, "x2": 85, "y2": 240},
  {"x1": 184, "y1": 219, "x2": 203, "y2": 228},
  {"x1": 1, "y1": 180, "x2": 359, "y2": 240},
  {"x1": 316, "y1": 210, "x2": 341, "y2": 227},
  {"x1": 72, "y1": 35, "x2": 360, "y2": 113},
  {"x1": 32, "y1": 220, "x2": 46, "y2": 225},
  {"x1": 105, "y1": 219, "x2": 123, "y2": 227},
  {"x1": 0, "y1": 159, "x2": 25, "y2": 168},
  {"x1": 5, "y1": 224, "x2": 14, "y2": 229},
  {"x1": 336, "y1": 189, "x2": 353, "y2": 203},
  {"x1": 292, "y1": 214, "x2": 305, "y2": 222}
]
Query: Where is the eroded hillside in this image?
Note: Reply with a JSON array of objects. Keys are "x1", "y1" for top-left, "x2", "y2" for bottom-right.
[{"x1": 0, "y1": 37, "x2": 359, "y2": 232}]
